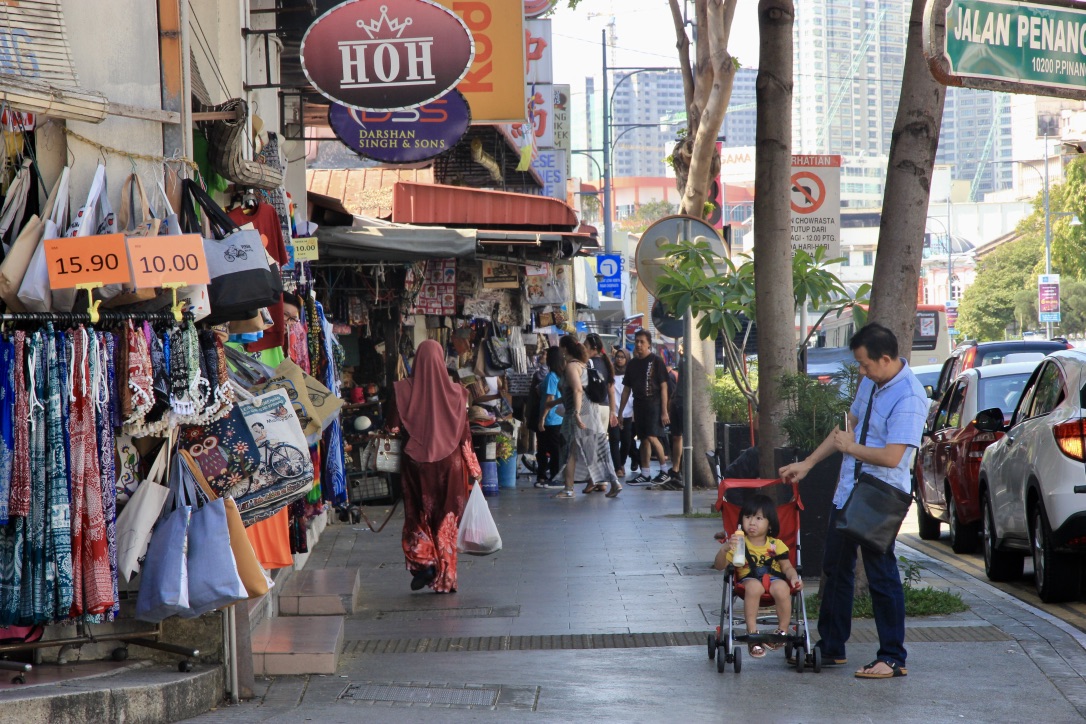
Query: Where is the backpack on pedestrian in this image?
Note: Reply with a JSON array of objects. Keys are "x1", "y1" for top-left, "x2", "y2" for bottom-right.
[{"x1": 585, "y1": 365, "x2": 609, "y2": 405}]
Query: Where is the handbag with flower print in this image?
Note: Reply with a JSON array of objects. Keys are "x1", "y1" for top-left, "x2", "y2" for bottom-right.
[{"x1": 179, "y1": 405, "x2": 260, "y2": 498}]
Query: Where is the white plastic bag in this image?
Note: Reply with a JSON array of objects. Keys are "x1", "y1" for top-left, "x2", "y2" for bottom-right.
[{"x1": 457, "y1": 482, "x2": 502, "y2": 555}]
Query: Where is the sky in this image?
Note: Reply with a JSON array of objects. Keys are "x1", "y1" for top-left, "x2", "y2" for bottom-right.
[{"x1": 549, "y1": 0, "x2": 761, "y2": 87}]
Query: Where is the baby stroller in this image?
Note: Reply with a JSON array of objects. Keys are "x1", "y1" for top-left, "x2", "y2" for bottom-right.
[{"x1": 704, "y1": 453, "x2": 820, "y2": 674}]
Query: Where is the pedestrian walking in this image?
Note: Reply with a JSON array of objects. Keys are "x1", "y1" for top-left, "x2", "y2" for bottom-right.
[
  {"x1": 779, "y1": 323, "x2": 927, "y2": 678},
  {"x1": 554, "y1": 336, "x2": 620, "y2": 499},
  {"x1": 611, "y1": 347, "x2": 635, "y2": 476},
  {"x1": 618, "y1": 330, "x2": 671, "y2": 485},
  {"x1": 584, "y1": 333, "x2": 619, "y2": 491},
  {"x1": 536, "y1": 346, "x2": 564, "y2": 487},
  {"x1": 390, "y1": 339, "x2": 477, "y2": 593}
]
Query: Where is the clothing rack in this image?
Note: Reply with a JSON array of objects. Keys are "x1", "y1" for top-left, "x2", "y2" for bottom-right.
[{"x1": 0, "y1": 310, "x2": 194, "y2": 324}]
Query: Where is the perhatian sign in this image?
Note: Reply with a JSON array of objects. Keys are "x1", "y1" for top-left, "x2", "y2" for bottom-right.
[
  {"x1": 790, "y1": 155, "x2": 841, "y2": 258},
  {"x1": 925, "y1": 0, "x2": 1086, "y2": 99},
  {"x1": 300, "y1": 0, "x2": 475, "y2": 112}
]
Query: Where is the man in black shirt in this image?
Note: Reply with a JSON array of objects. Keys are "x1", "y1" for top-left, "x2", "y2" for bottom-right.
[{"x1": 618, "y1": 330, "x2": 671, "y2": 485}]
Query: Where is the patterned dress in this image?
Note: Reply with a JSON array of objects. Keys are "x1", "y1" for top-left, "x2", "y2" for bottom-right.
[{"x1": 559, "y1": 362, "x2": 617, "y2": 486}]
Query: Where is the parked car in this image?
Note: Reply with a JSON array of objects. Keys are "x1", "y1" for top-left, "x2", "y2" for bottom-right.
[
  {"x1": 913, "y1": 362, "x2": 1037, "y2": 552},
  {"x1": 912, "y1": 363, "x2": 943, "y2": 398},
  {"x1": 931, "y1": 339, "x2": 1072, "y2": 402},
  {"x1": 976, "y1": 350, "x2": 1086, "y2": 602}
]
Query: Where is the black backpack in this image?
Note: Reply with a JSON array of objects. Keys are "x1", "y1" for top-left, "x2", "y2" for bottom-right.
[{"x1": 586, "y1": 365, "x2": 609, "y2": 404}]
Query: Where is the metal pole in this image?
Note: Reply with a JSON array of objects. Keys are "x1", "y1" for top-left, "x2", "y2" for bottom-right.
[
  {"x1": 682, "y1": 220, "x2": 694, "y2": 515},
  {"x1": 602, "y1": 30, "x2": 613, "y2": 254},
  {"x1": 1044, "y1": 132, "x2": 1052, "y2": 338},
  {"x1": 947, "y1": 190, "x2": 953, "y2": 305}
]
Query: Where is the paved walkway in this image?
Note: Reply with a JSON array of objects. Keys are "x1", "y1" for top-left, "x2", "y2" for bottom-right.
[{"x1": 185, "y1": 475, "x2": 1086, "y2": 723}]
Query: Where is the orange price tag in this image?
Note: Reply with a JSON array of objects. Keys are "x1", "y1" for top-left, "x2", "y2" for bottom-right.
[
  {"x1": 45, "y1": 234, "x2": 133, "y2": 290},
  {"x1": 127, "y1": 234, "x2": 210, "y2": 288}
]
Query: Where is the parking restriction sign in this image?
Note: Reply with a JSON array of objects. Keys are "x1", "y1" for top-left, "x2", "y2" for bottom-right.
[{"x1": 790, "y1": 155, "x2": 841, "y2": 258}]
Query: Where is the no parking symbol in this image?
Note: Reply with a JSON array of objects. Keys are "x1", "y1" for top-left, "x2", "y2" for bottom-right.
[{"x1": 790, "y1": 155, "x2": 841, "y2": 257}]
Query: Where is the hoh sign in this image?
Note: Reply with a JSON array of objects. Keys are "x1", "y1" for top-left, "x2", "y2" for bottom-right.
[{"x1": 301, "y1": 0, "x2": 475, "y2": 112}]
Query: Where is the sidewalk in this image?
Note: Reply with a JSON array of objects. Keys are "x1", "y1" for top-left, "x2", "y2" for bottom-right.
[{"x1": 179, "y1": 477, "x2": 1086, "y2": 723}]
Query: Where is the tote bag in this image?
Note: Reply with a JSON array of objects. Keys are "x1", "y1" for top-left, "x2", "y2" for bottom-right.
[
  {"x1": 0, "y1": 158, "x2": 32, "y2": 254},
  {"x1": 234, "y1": 389, "x2": 315, "y2": 525},
  {"x1": 0, "y1": 161, "x2": 64, "y2": 311},
  {"x1": 104, "y1": 173, "x2": 161, "y2": 308},
  {"x1": 179, "y1": 404, "x2": 261, "y2": 498},
  {"x1": 115, "y1": 440, "x2": 171, "y2": 582},
  {"x1": 18, "y1": 166, "x2": 72, "y2": 313},
  {"x1": 180, "y1": 179, "x2": 281, "y2": 322},
  {"x1": 134, "y1": 449, "x2": 192, "y2": 621},
  {"x1": 172, "y1": 454, "x2": 247, "y2": 617},
  {"x1": 67, "y1": 162, "x2": 124, "y2": 304}
]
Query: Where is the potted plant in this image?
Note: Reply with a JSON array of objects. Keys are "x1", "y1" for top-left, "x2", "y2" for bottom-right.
[
  {"x1": 710, "y1": 363, "x2": 757, "y2": 468},
  {"x1": 495, "y1": 432, "x2": 517, "y2": 489}
]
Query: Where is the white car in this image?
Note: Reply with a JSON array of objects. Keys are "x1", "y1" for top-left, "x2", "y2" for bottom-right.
[{"x1": 976, "y1": 350, "x2": 1086, "y2": 602}]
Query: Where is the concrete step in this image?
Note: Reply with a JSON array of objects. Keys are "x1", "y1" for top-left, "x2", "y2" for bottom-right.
[
  {"x1": 251, "y1": 616, "x2": 343, "y2": 676},
  {"x1": 0, "y1": 660, "x2": 221, "y2": 723},
  {"x1": 278, "y1": 568, "x2": 362, "y2": 616}
]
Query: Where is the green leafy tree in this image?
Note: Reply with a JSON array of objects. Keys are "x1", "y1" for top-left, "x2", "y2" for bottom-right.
[
  {"x1": 617, "y1": 199, "x2": 678, "y2": 233},
  {"x1": 956, "y1": 237, "x2": 1042, "y2": 341},
  {"x1": 1049, "y1": 157, "x2": 1086, "y2": 281},
  {"x1": 1012, "y1": 288, "x2": 1038, "y2": 337},
  {"x1": 1061, "y1": 279, "x2": 1086, "y2": 336}
]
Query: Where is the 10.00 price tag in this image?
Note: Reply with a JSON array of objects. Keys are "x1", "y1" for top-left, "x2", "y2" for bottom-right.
[
  {"x1": 45, "y1": 234, "x2": 133, "y2": 289},
  {"x1": 127, "y1": 234, "x2": 210, "y2": 288}
]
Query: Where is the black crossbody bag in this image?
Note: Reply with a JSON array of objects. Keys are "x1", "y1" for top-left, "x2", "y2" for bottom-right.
[{"x1": 834, "y1": 389, "x2": 913, "y2": 554}]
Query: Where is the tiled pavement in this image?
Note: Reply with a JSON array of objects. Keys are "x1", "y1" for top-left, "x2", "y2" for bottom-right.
[{"x1": 184, "y1": 469, "x2": 1086, "y2": 723}]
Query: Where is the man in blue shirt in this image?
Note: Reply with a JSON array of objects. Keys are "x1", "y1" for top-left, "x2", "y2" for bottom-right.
[{"x1": 780, "y1": 323, "x2": 927, "y2": 680}]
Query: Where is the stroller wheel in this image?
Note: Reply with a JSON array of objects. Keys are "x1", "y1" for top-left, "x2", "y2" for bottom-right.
[
  {"x1": 795, "y1": 645, "x2": 806, "y2": 673},
  {"x1": 707, "y1": 633, "x2": 717, "y2": 660},
  {"x1": 811, "y1": 646, "x2": 822, "y2": 673},
  {"x1": 716, "y1": 645, "x2": 727, "y2": 673},
  {"x1": 733, "y1": 646, "x2": 742, "y2": 673}
]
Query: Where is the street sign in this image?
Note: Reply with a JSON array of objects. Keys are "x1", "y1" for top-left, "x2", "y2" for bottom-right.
[
  {"x1": 1039, "y1": 273, "x2": 1061, "y2": 323},
  {"x1": 790, "y1": 155, "x2": 841, "y2": 258},
  {"x1": 597, "y1": 254, "x2": 622, "y2": 297},
  {"x1": 925, "y1": 0, "x2": 1086, "y2": 100}
]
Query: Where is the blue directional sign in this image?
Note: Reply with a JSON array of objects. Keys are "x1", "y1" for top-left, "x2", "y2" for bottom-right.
[{"x1": 597, "y1": 254, "x2": 622, "y2": 297}]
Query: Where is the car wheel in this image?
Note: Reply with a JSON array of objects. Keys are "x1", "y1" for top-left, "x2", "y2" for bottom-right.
[
  {"x1": 982, "y1": 490, "x2": 1024, "y2": 582},
  {"x1": 948, "y1": 489, "x2": 980, "y2": 554},
  {"x1": 915, "y1": 479, "x2": 941, "y2": 540},
  {"x1": 1030, "y1": 505, "x2": 1082, "y2": 603}
]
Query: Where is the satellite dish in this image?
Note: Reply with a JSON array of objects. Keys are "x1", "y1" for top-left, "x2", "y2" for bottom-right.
[
  {"x1": 635, "y1": 214, "x2": 727, "y2": 296},
  {"x1": 651, "y1": 299, "x2": 684, "y2": 339}
]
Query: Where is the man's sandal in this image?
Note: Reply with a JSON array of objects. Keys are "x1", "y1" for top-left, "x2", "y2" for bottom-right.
[{"x1": 855, "y1": 659, "x2": 907, "y2": 678}]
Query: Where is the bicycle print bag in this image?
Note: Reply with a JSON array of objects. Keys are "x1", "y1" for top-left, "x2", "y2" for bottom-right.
[{"x1": 234, "y1": 389, "x2": 315, "y2": 526}]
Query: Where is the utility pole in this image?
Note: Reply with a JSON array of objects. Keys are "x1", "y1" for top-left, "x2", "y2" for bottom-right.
[{"x1": 602, "y1": 28, "x2": 612, "y2": 254}]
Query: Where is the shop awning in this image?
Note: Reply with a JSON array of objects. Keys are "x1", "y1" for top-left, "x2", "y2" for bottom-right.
[
  {"x1": 318, "y1": 223, "x2": 478, "y2": 262},
  {"x1": 391, "y1": 182, "x2": 578, "y2": 230},
  {"x1": 0, "y1": 1, "x2": 109, "y2": 123}
]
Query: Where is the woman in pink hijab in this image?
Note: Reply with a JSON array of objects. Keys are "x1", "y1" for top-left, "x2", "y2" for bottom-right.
[{"x1": 391, "y1": 339, "x2": 478, "y2": 593}]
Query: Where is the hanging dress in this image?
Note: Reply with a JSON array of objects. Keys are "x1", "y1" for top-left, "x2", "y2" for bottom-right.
[
  {"x1": 0, "y1": 336, "x2": 21, "y2": 624},
  {"x1": 94, "y1": 331, "x2": 120, "y2": 620},
  {"x1": 44, "y1": 328, "x2": 73, "y2": 621}
]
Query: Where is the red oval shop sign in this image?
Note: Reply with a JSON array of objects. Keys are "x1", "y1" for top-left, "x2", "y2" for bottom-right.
[{"x1": 301, "y1": 0, "x2": 475, "y2": 112}]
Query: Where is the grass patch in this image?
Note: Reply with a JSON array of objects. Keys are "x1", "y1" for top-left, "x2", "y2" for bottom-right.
[
  {"x1": 804, "y1": 557, "x2": 968, "y2": 617},
  {"x1": 805, "y1": 587, "x2": 967, "y2": 618}
]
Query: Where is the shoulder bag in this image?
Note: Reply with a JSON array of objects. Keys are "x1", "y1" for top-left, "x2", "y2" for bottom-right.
[{"x1": 833, "y1": 388, "x2": 913, "y2": 554}]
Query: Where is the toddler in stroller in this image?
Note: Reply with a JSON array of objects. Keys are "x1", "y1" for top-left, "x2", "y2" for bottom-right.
[{"x1": 726, "y1": 494, "x2": 803, "y2": 658}]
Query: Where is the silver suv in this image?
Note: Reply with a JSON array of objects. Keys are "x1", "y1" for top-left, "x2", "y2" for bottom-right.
[{"x1": 976, "y1": 349, "x2": 1086, "y2": 603}]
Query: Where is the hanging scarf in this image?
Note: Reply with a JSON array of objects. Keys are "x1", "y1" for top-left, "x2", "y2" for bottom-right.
[
  {"x1": 93, "y1": 331, "x2": 119, "y2": 621},
  {"x1": 0, "y1": 337, "x2": 14, "y2": 526},
  {"x1": 123, "y1": 320, "x2": 153, "y2": 428},
  {"x1": 286, "y1": 317, "x2": 311, "y2": 374},
  {"x1": 44, "y1": 328, "x2": 73, "y2": 621},
  {"x1": 9, "y1": 331, "x2": 30, "y2": 518}
]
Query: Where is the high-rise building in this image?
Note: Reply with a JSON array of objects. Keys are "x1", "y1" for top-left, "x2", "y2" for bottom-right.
[
  {"x1": 610, "y1": 69, "x2": 685, "y2": 178},
  {"x1": 722, "y1": 67, "x2": 757, "y2": 149},
  {"x1": 792, "y1": 0, "x2": 906, "y2": 157},
  {"x1": 936, "y1": 88, "x2": 1013, "y2": 201}
]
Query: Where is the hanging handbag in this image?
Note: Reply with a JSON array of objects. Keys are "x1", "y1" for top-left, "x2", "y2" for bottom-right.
[
  {"x1": 374, "y1": 434, "x2": 401, "y2": 473},
  {"x1": 485, "y1": 325, "x2": 513, "y2": 371},
  {"x1": 179, "y1": 449, "x2": 270, "y2": 599},
  {"x1": 834, "y1": 388, "x2": 913, "y2": 554},
  {"x1": 66, "y1": 162, "x2": 124, "y2": 304},
  {"x1": 0, "y1": 160, "x2": 63, "y2": 312},
  {"x1": 179, "y1": 404, "x2": 261, "y2": 498},
  {"x1": 18, "y1": 165, "x2": 73, "y2": 313},
  {"x1": 0, "y1": 158, "x2": 31, "y2": 253},
  {"x1": 115, "y1": 440, "x2": 171, "y2": 582},
  {"x1": 104, "y1": 173, "x2": 161, "y2": 308},
  {"x1": 171, "y1": 453, "x2": 247, "y2": 617},
  {"x1": 134, "y1": 446, "x2": 193, "y2": 621},
  {"x1": 180, "y1": 179, "x2": 282, "y2": 322}
]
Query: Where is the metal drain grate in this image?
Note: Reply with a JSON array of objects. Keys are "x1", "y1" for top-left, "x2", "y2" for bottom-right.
[
  {"x1": 344, "y1": 631, "x2": 704, "y2": 654},
  {"x1": 341, "y1": 683, "x2": 499, "y2": 706},
  {"x1": 374, "y1": 605, "x2": 520, "y2": 620}
]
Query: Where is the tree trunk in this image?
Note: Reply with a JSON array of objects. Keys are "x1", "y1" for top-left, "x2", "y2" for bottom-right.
[
  {"x1": 691, "y1": 335, "x2": 717, "y2": 488},
  {"x1": 868, "y1": 0, "x2": 946, "y2": 354},
  {"x1": 753, "y1": 0, "x2": 795, "y2": 479}
]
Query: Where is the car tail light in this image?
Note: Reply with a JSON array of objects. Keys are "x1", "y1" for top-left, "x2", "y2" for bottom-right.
[
  {"x1": 1053, "y1": 418, "x2": 1086, "y2": 461},
  {"x1": 961, "y1": 347, "x2": 977, "y2": 370},
  {"x1": 967, "y1": 431, "x2": 999, "y2": 458}
]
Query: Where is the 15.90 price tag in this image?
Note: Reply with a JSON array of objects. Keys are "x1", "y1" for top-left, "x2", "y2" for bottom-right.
[
  {"x1": 127, "y1": 234, "x2": 210, "y2": 288},
  {"x1": 45, "y1": 234, "x2": 133, "y2": 290}
]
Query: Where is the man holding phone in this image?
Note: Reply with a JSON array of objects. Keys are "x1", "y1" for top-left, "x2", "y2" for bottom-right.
[{"x1": 779, "y1": 323, "x2": 926, "y2": 680}]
